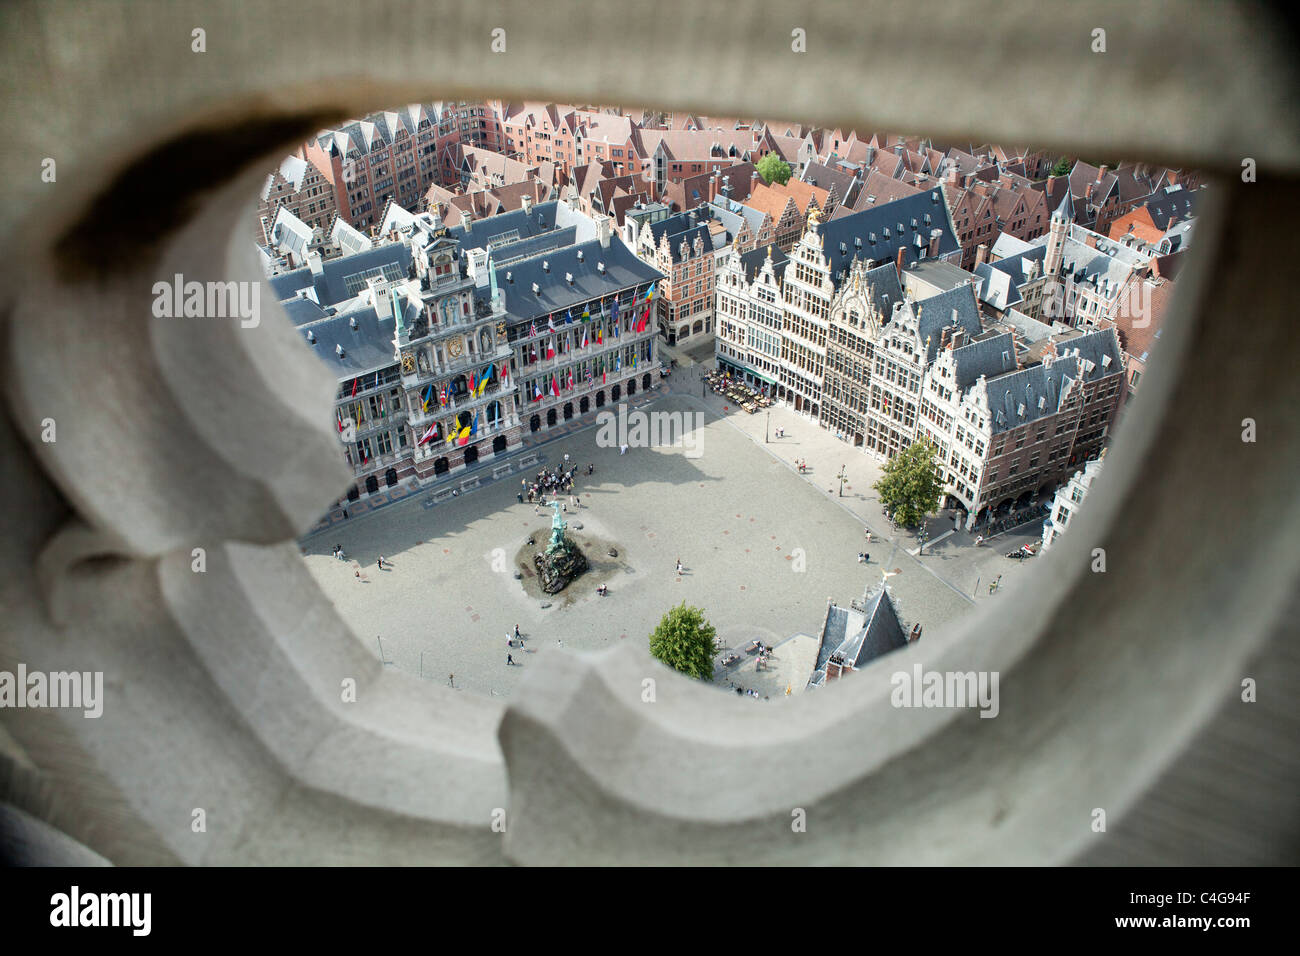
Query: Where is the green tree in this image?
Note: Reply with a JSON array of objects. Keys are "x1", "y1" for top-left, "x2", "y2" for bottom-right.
[
  {"x1": 649, "y1": 602, "x2": 718, "y2": 681},
  {"x1": 1049, "y1": 156, "x2": 1072, "y2": 177},
  {"x1": 873, "y1": 437, "x2": 944, "y2": 529},
  {"x1": 755, "y1": 151, "x2": 792, "y2": 186}
]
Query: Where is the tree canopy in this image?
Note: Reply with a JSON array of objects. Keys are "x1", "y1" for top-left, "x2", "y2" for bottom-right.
[
  {"x1": 649, "y1": 602, "x2": 718, "y2": 681},
  {"x1": 873, "y1": 437, "x2": 945, "y2": 528},
  {"x1": 756, "y1": 152, "x2": 792, "y2": 186}
]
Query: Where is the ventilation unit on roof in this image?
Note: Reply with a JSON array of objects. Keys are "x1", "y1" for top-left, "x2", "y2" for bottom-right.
[
  {"x1": 576, "y1": 250, "x2": 584, "y2": 261},
  {"x1": 1017, "y1": 402, "x2": 1026, "y2": 417},
  {"x1": 542, "y1": 260, "x2": 549, "y2": 272},
  {"x1": 506, "y1": 271, "x2": 513, "y2": 283},
  {"x1": 532, "y1": 282, "x2": 540, "y2": 295},
  {"x1": 854, "y1": 237, "x2": 862, "y2": 247},
  {"x1": 911, "y1": 218, "x2": 918, "y2": 228},
  {"x1": 306, "y1": 330, "x2": 315, "y2": 344},
  {"x1": 597, "y1": 262, "x2": 606, "y2": 273},
  {"x1": 840, "y1": 242, "x2": 847, "y2": 254},
  {"x1": 349, "y1": 316, "x2": 358, "y2": 330},
  {"x1": 335, "y1": 344, "x2": 345, "y2": 357},
  {"x1": 1038, "y1": 395, "x2": 1046, "y2": 409},
  {"x1": 869, "y1": 233, "x2": 876, "y2": 243},
  {"x1": 565, "y1": 272, "x2": 574, "y2": 284}
]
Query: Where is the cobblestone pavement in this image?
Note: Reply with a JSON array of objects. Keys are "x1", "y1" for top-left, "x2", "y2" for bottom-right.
[{"x1": 302, "y1": 362, "x2": 1046, "y2": 700}]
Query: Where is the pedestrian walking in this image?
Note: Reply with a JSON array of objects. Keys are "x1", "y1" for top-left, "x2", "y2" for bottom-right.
[
  {"x1": 377, "y1": 555, "x2": 386, "y2": 570},
  {"x1": 507, "y1": 653, "x2": 514, "y2": 666},
  {"x1": 514, "y1": 624, "x2": 521, "y2": 639},
  {"x1": 675, "y1": 559, "x2": 683, "y2": 574},
  {"x1": 588, "y1": 463, "x2": 594, "y2": 475},
  {"x1": 507, "y1": 634, "x2": 514, "y2": 648},
  {"x1": 342, "y1": 508, "x2": 349, "y2": 519},
  {"x1": 575, "y1": 496, "x2": 581, "y2": 509},
  {"x1": 517, "y1": 492, "x2": 524, "y2": 504}
]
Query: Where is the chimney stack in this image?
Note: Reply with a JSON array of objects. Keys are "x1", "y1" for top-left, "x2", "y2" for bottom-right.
[
  {"x1": 1097, "y1": 164, "x2": 1109, "y2": 181},
  {"x1": 895, "y1": 246, "x2": 906, "y2": 276},
  {"x1": 521, "y1": 193, "x2": 534, "y2": 214},
  {"x1": 974, "y1": 242, "x2": 989, "y2": 268},
  {"x1": 460, "y1": 211, "x2": 472, "y2": 231}
]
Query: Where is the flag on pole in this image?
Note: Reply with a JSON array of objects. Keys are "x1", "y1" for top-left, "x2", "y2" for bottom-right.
[
  {"x1": 548, "y1": 313, "x2": 557, "y2": 333},
  {"x1": 581, "y1": 304, "x2": 590, "y2": 322},
  {"x1": 547, "y1": 339, "x2": 556, "y2": 360},
  {"x1": 422, "y1": 385, "x2": 433, "y2": 411},
  {"x1": 581, "y1": 329, "x2": 588, "y2": 349},
  {"x1": 529, "y1": 345, "x2": 537, "y2": 363},
  {"x1": 467, "y1": 370, "x2": 476, "y2": 394},
  {"x1": 551, "y1": 375, "x2": 559, "y2": 398},
  {"x1": 470, "y1": 411, "x2": 478, "y2": 437},
  {"x1": 616, "y1": 354, "x2": 622, "y2": 371},
  {"x1": 611, "y1": 296, "x2": 620, "y2": 324},
  {"x1": 644, "y1": 281, "x2": 656, "y2": 301},
  {"x1": 596, "y1": 328, "x2": 603, "y2": 344},
  {"x1": 457, "y1": 425, "x2": 471, "y2": 446},
  {"x1": 440, "y1": 386, "x2": 447, "y2": 407},
  {"x1": 529, "y1": 321, "x2": 538, "y2": 338},
  {"x1": 500, "y1": 362, "x2": 509, "y2": 383},
  {"x1": 418, "y1": 423, "x2": 438, "y2": 446},
  {"x1": 533, "y1": 384, "x2": 543, "y2": 402},
  {"x1": 351, "y1": 378, "x2": 359, "y2": 398},
  {"x1": 567, "y1": 369, "x2": 575, "y2": 390},
  {"x1": 565, "y1": 309, "x2": 574, "y2": 325}
]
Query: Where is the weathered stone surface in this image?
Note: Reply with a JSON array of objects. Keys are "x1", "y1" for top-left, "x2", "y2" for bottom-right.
[
  {"x1": 0, "y1": 0, "x2": 1297, "y2": 868},
  {"x1": 533, "y1": 539, "x2": 590, "y2": 594}
]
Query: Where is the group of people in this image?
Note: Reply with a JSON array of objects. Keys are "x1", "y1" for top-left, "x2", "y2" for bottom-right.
[
  {"x1": 521, "y1": 461, "x2": 588, "y2": 508},
  {"x1": 331, "y1": 544, "x2": 346, "y2": 560},
  {"x1": 796, "y1": 458, "x2": 808, "y2": 473}
]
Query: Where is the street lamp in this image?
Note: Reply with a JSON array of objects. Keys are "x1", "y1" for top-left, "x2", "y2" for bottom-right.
[
  {"x1": 765, "y1": 411, "x2": 770, "y2": 443},
  {"x1": 836, "y1": 465, "x2": 847, "y2": 497}
]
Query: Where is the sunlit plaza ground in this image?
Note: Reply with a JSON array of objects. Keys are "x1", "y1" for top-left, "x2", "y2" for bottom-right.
[{"x1": 302, "y1": 374, "x2": 1044, "y2": 700}]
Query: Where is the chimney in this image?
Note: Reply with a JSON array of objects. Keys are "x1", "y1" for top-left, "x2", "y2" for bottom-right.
[
  {"x1": 521, "y1": 194, "x2": 534, "y2": 214},
  {"x1": 946, "y1": 162, "x2": 958, "y2": 185},
  {"x1": 974, "y1": 242, "x2": 988, "y2": 268},
  {"x1": 721, "y1": 174, "x2": 733, "y2": 199},
  {"x1": 928, "y1": 228, "x2": 942, "y2": 258},
  {"x1": 1097, "y1": 164, "x2": 1109, "y2": 181},
  {"x1": 895, "y1": 246, "x2": 906, "y2": 276},
  {"x1": 306, "y1": 250, "x2": 324, "y2": 277},
  {"x1": 596, "y1": 213, "x2": 612, "y2": 249},
  {"x1": 460, "y1": 211, "x2": 472, "y2": 231}
]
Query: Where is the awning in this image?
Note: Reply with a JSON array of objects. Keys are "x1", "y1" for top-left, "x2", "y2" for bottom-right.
[{"x1": 749, "y1": 370, "x2": 778, "y2": 387}]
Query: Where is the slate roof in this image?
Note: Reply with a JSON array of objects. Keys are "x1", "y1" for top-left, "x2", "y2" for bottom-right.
[
  {"x1": 447, "y1": 200, "x2": 562, "y2": 253},
  {"x1": 950, "y1": 332, "x2": 1018, "y2": 389},
  {"x1": 734, "y1": 245, "x2": 789, "y2": 283},
  {"x1": 813, "y1": 587, "x2": 908, "y2": 679},
  {"x1": 860, "y1": 261, "x2": 905, "y2": 318},
  {"x1": 911, "y1": 283, "x2": 983, "y2": 361},
  {"x1": 493, "y1": 237, "x2": 664, "y2": 326},
  {"x1": 310, "y1": 243, "x2": 414, "y2": 308},
  {"x1": 981, "y1": 327, "x2": 1123, "y2": 433},
  {"x1": 297, "y1": 302, "x2": 394, "y2": 379},
  {"x1": 1144, "y1": 185, "x2": 1199, "y2": 231},
  {"x1": 816, "y1": 189, "x2": 958, "y2": 282}
]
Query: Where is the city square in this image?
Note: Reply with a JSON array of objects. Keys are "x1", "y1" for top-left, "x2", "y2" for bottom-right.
[{"x1": 302, "y1": 368, "x2": 1044, "y2": 700}]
